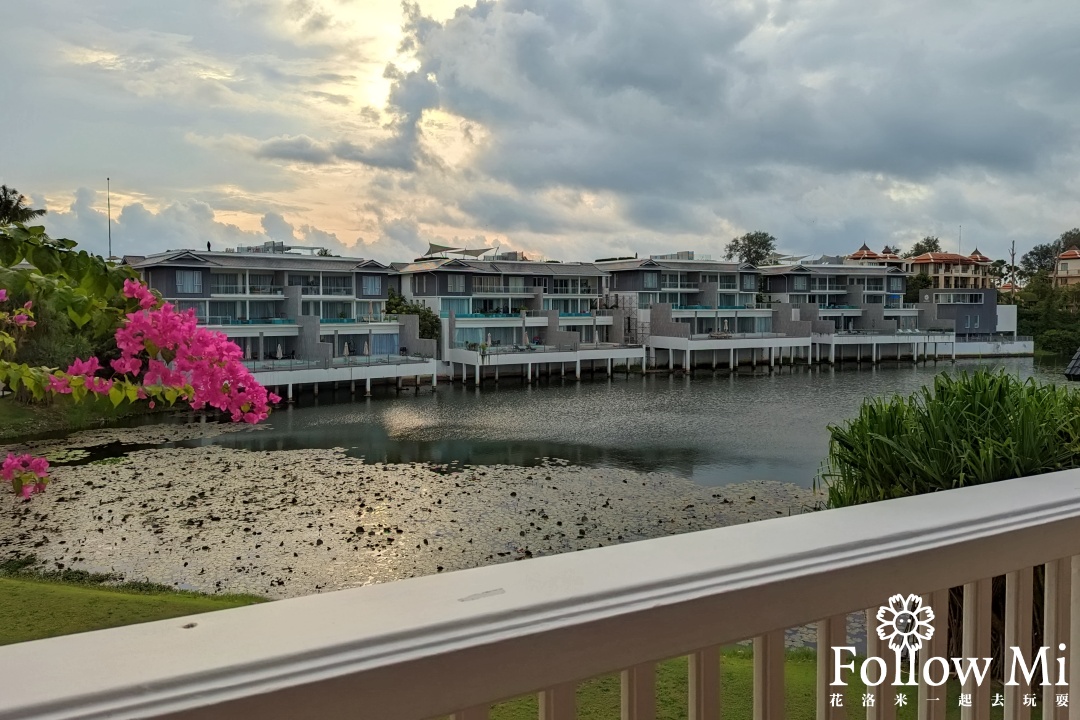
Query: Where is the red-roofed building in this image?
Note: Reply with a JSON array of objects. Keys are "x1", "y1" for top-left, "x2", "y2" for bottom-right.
[
  {"x1": 844, "y1": 244, "x2": 906, "y2": 269},
  {"x1": 906, "y1": 251, "x2": 993, "y2": 290},
  {"x1": 1053, "y1": 246, "x2": 1080, "y2": 287}
]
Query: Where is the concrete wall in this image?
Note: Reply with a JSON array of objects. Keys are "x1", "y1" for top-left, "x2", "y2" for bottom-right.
[
  {"x1": 609, "y1": 309, "x2": 627, "y2": 344},
  {"x1": 297, "y1": 316, "x2": 332, "y2": 363},
  {"x1": 853, "y1": 304, "x2": 898, "y2": 333},
  {"x1": 954, "y1": 339, "x2": 1033, "y2": 357},
  {"x1": 648, "y1": 304, "x2": 691, "y2": 338},
  {"x1": 770, "y1": 304, "x2": 816, "y2": 337},
  {"x1": 545, "y1": 311, "x2": 580, "y2": 349},
  {"x1": 997, "y1": 304, "x2": 1018, "y2": 334},
  {"x1": 284, "y1": 286, "x2": 302, "y2": 319},
  {"x1": 397, "y1": 314, "x2": 438, "y2": 358},
  {"x1": 695, "y1": 281, "x2": 718, "y2": 308}
]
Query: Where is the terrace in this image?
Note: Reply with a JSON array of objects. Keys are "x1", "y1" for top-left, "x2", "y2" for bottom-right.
[{"x1": 3, "y1": 472, "x2": 1073, "y2": 719}]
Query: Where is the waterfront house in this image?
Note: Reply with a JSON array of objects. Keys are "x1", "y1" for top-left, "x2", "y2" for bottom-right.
[
  {"x1": 1053, "y1": 246, "x2": 1080, "y2": 287},
  {"x1": 395, "y1": 253, "x2": 643, "y2": 382},
  {"x1": 123, "y1": 243, "x2": 438, "y2": 398}
]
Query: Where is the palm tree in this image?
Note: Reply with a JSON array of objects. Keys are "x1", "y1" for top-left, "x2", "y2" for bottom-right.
[{"x1": 0, "y1": 185, "x2": 46, "y2": 224}]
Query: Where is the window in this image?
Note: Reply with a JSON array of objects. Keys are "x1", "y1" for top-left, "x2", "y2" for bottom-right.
[
  {"x1": 249, "y1": 274, "x2": 275, "y2": 294},
  {"x1": 508, "y1": 276, "x2": 526, "y2": 292},
  {"x1": 210, "y1": 274, "x2": 239, "y2": 294},
  {"x1": 888, "y1": 277, "x2": 904, "y2": 292},
  {"x1": 965, "y1": 315, "x2": 971, "y2": 329},
  {"x1": 741, "y1": 274, "x2": 756, "y2": 291},
  {"x1": 792, "y1": 276, "x2": 808, "y2": 291},
  {"x1": 447, "y1": 274, "x2": 465, "y2": 293},
  {"x1": 974, "y1": 315, "x2": 980, "y2": 329},
  {"x1": 638, "y1": 292, "x2": 658, "y2": 309},
  {"x1": 643, "y1": 272, "x2": 659, "y2": 289},
  {"x1": 175, "y1": 270, "x2": 202, "y2": 294},
  {"x1": 175, "y1": 300, "x2": 205, "y2": 320},
  {"x1": 324, "y1": 276, "x2": 353, "y2": 295},
  {"x1": 1061, "y1": 263, "x2": 1068, "y2": 272},
  {"x1": 362, "y1": 275, "x2": 382, "y2": 295}
]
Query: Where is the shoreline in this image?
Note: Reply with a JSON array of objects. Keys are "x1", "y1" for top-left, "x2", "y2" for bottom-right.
[{"x1": 0, "y1": 424, "x2": 822, "y2": 600}]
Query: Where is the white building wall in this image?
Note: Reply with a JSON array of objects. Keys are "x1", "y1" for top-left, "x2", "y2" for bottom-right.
[{"x1": 996, "y1": 304, "x2": 1017, "y2": 334}]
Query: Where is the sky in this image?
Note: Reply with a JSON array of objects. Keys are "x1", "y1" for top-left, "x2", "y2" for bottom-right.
[{"x1": 2, "y1": 0, "x2": 1079, "y2": 265}]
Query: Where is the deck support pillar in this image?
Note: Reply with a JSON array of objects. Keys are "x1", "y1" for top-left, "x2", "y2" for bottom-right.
[
  {"x1": 364, "y1": 377, "x2": 371, "y2": 397},
  {"x1": 287, "y1": 384, "x2": 293, "y2": 402},
  {"x1": 575, "y1": 359, "x2": 581, "y2": 380}
]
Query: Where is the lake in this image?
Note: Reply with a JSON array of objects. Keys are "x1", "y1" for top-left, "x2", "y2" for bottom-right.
[{"x1": 198, "y1": 357, "x2": 1065, "y2": 488}]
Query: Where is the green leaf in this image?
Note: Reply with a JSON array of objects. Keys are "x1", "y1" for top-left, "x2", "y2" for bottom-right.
[
  {"x1": 125, "y1": 382, "x2": 138, "y2": 403},
  {"x1": 108, "y1": 384, "x2": 124, "y2": 408}
]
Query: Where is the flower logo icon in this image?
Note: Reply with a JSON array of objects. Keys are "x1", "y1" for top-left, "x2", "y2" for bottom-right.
[{"x1": 876, "y1": 594, "x2": 935, "y2": 652}]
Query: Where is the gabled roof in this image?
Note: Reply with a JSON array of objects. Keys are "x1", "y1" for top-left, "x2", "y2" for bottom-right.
[
  {"x1": 394, "y1": 258, "x2": 607, "y2": 277},
  {"x1": 760, "y1": 263, "x2": 903, "y2": 276},
  {"x1": 127, "y1": 250, "x2": 391, "y2": 273},
  {"x1": 594, "y1": 258, "x2": 753, "y2": 272},
  {"x1": 968, "y1": 248, "x2": 992, "y2": 263},
  {"x1": 1058, "y1": 246, "x2": 1080, "y2": 260}
]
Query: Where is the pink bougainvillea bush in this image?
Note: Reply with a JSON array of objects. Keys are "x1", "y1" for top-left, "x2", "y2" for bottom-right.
[{"x1": 1, "y1": 270, "x2": 280, "y2": 498}]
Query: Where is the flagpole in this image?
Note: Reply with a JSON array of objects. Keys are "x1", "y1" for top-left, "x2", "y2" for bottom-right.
[{"x1": 107, "y1": 177, "x2": 112, "y2": 260}]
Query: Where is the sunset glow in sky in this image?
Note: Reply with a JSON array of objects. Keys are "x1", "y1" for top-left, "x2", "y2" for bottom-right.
[{"x1": 2, "y1": 1, "x2": 1078, "y2": 263}]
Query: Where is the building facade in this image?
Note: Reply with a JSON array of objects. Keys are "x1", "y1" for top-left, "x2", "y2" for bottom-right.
[{"x1": 1053, "y1": 246, "x2": 1080, "y2": 287}]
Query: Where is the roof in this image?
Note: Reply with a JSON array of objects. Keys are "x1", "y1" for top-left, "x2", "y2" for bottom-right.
[
  {"x1": 759, "y1": 263, "x2": 904, "y2": 276},
  {"x1": 847, "y1": 244, "x2": 880, "y2": 261},
  {"x1": 594, "y1": 258, "x2": 753, "y2": 272},
  {"x1": 394, "y1": 258, "x2": 608, "y2": 277},
  {"x1": 127, "y1": 250, "x2": 391, "y2": 273},
  {"x1": 908, "y1": 252, "x2": 987, "y2": 265},
  {"x1": 1058, "y1": 246, "x2": 1080, "y2": 260},
  {"x1": 968, "y1": 248, "x2": 992, "y2": 263},
  {"x1": 1065, "y1": 347, "x2": 1080, "y2": 381},
  {"x1": 999, "y1": 282, "x2": 1020, "y2": 291}
]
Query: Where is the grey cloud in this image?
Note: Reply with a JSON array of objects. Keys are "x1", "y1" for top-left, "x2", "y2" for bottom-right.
[
  {"x1": 247, "y1": 134, "x2": 416, "y2": 171},
  {"x1": 372, "y1": 0, "x2": 1080, "y2": 259},
  {"x1": 261, "y1": 212, "x2": 300, "y2": 242}
]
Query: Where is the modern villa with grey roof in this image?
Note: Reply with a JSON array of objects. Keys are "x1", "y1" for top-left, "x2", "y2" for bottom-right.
[
  {"x1": 122, "y1": 243, "x2": 1027, "y2": 393},
  {"x1": 124, "y1": 245, "x2": 438, "y2": 397},
  {"x1": 395, "y1": 255, "x2": 646, "y2": 381}
]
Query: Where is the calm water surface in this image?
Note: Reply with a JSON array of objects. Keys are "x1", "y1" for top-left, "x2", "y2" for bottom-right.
[{"x1": 203, "y1": 357, "x2": 1065, "y2": 488}]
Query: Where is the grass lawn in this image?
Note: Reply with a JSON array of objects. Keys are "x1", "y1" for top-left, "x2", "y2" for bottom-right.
[
  {"x1": 0, "y1": 567, "x2": 1037, "y2": 719},
  {"x1": 0, "y1": 577, "x2": 264, "y2": 646},
  {"x1": 0, "y1": 393, "x2": 165, "y2": 441}
]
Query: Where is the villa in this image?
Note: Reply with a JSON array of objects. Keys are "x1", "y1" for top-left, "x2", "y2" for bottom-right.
[{"x1": 119, "y1": 242, "x2": 1028, "y2": 392}]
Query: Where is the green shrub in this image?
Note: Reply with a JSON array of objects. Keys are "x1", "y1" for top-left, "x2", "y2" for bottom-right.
[{"x1": 816, "y1": 370, "x2": 1080, "y2": 508}]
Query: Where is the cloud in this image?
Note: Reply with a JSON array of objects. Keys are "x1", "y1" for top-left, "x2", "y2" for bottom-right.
[{"x1": 6, "y1": 0, "x2": 1080, "y2": 266}]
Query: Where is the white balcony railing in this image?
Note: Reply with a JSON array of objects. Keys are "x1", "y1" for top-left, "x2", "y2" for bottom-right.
[{"x1": 4, "y1": 472, "x2": 1080, "y2": 719}]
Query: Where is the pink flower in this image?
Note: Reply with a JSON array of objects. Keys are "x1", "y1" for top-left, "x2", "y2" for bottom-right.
[
  {"x1": 12, "y1": 313, "x2": 34, "y2": 327},
  {"x1": 0, "y1": 288, "x2": 7, "y2": 302},
  {"x1": 3, "y1": 453, "x2": 50, "y2": 497},
  {"x1": 110, "y1": 356, "x2": 142, "y2": 375},
  {"x1": 48, "y1": 375, "x2": 73, "y2": 394},
  {"x1": 66, "y1": 357, "x2": 101, "y2": 376},
  {"x1": 86, "y1": 377, "x2": 114, "y2": 395},
  {"x1": 122, "y1": 279, "x2": 157, "y2": 309},
  {"x1": 23, "y1": 300, "x2": 32, "y2": 310},
  {"x1": 148, "y1": 401, "x2": 155, "y2": 409}
]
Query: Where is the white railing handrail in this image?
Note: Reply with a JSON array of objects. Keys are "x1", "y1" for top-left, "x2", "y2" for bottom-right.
[{"x1": 6, "y1": 471, "x2": 1080, "y2": 720}]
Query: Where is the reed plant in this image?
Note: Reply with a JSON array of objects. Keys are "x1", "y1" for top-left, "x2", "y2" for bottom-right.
[
  {"x1": 817, "y1": 370, "x2": 1080, "y2": 507},
  {"x1": 817, "y1": 369, "x2": 1080, "y2": 670}
]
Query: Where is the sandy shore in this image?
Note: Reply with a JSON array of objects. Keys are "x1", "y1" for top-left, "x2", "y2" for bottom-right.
[{"x1": 0, "y1": 423, "x2": 825, "y2": 600}]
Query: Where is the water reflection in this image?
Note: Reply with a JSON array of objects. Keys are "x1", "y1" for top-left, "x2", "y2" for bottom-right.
[{"x1": 206, "y1": 357, "x2": 1064, "y2": 488}]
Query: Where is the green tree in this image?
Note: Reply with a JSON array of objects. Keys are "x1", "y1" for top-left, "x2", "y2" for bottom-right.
[
  {"x1": 0, "y1": 186, "x2": 46, "y2": 225},
  {"x1": 386, "y1": 288, "x2": 440, "y2": 340},
  {"x1": 1020, "y1": 242, "x2": 1062, "y2": 278},
  {"x1": 723, "y1": 231, "x2": 776, "y2": 266},
  {"x1": 901, "y1": 236, "x2": 941, "y2": 258},
  {"x1": 904, "y1": 273, "x2": 932, "y2": 304}
]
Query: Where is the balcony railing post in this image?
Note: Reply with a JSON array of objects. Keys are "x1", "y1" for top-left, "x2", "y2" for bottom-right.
[
  {"x1": 864, "y1": 608, "x2": 897, "y2": 720},
  {"x1": 917, "y1": 589, "x2": 949, "y2": 720},
  {"x1": 816, "y1": 615, "x2": 847, "y2": 720},
  {"x1": 753, "y1": 631, "x2": 785, "y2": 720},
  {"x1": 539, "y1": 682, "x2": 576, "y2": 720},
  {"x1": 961, "y1": 579, "x2": 992, "y2": 720},
  {"x1": 688, "y1": 646, "x2": 720, "y2": 720},
  {"x1": 1004, "y1": 568, "x2": 1034, "y2": 720},
  {"x1": 620, "y1": 663, "x2": 656, "y2": 720}
]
